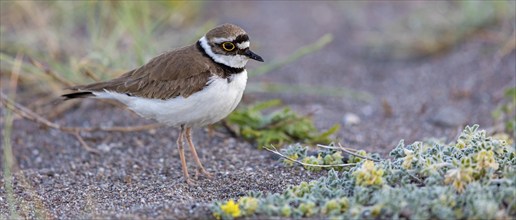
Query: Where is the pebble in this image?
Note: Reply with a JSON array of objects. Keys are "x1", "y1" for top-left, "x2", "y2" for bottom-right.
[
  {"x1": 98, "y1": 143, "x2": 111, "y2": 152},
  {"x1": 343, "y1": 113, "x2": 361, "y2": 126}
]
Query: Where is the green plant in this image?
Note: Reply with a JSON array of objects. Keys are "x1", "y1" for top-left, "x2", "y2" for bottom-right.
[
  {"x1": 0, "y1": 1, "x2": 203, "y2": 96},
  {"x1": 212, "y1": 200, "x2": 241, "y2": 220},
  {"x1": 279, "y1": 144, "x2": 351, "y2": 172},
  {"x1": 492, "y1": 87, "x2": 516, "y2": 135},
  {"x1": 224, "y1": 100, "x2": 340, "y2": 148},
  {"x1": 353, "y1": 160, "x2": 384, "y2": 187},
  {"x1": 277, "y1": 143, "x2": 379, "y2": 172},
  {"x1": 355, "y1": 1, "x2": 515, "y2": 60},
  {"x1": 2, "y1": 57, "x2": 21, "y2": 220},
  {"x1": 249, "y1": 34, "x2": 333, "y2": 78},
  {"x1": 212, "y1": 125, "x2": 515, "y2": 219},
  {"x1": 279, "y1": 144, "x2": 307, "y2": 167}
]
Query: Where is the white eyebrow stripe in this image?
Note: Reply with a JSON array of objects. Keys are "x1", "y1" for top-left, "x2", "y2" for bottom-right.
[
  {"x1": 211, "y1": 37, "x2": 236, "y2": 44},
  {"x1": 237, "y1": 41, "x2": 250, "y2": 49},
  {"x1": 199, "y1": 36, "x2": 248, "y2": 68}
]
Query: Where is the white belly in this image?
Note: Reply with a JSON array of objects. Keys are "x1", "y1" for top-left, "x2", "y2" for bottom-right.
[{"x1": 94, "y1": 71, "x2": 248, "y2": 128}]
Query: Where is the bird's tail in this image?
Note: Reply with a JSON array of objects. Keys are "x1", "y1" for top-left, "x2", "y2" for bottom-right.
[{"x1": 62, "y1": 91, "x2": 95, "y2": 100}]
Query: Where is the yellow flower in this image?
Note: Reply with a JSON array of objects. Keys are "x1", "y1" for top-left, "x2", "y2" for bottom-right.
[
  {"x1": 349, "y1": 150, "x2": 368, "y2": 163},
  {"x1": 353, "y1": 160, "x2": 384, "y2": 186},
  {"x1": 238, "y1": 196, "x2": 258, "y2": 215},
  {"x1": 220, "y1": 200, "x2": 241, "y2": 218},
  {"x1": 371, "y1": 204, "x2": 383, "y2": 217},
  {"x1": 455, "y1": 140, "x2": 466, "y2": 149},
  {"x1": 283, "y1": 154, "x2": 298, "y2": 167},
  {"x1": 338, "y1": 197, "x2": 350, "y2": 212},
  {"x1": 321, "y1": 197, "x2": 349, "y2": 215},
  {"x1": 321, "y1": 199, "x2": 339, "y2": 215},
  {"x1": 444, "y1": 167, "x2": 474, "y2": 193},
  {"x1": 492, "y1": 133, "x2": 513, "y2": 146},
  {"x1": 402, "y1": 149, "x2": 415, "y2": 169},
  {"x1": 299, "y1": 201, "x2": 317, "y2": 217},
  {"x1": 475, "y1": 150, "x2": 499, "y2": 170},
  {"x1": 280, "y1": 204, "x2": 292, "y2": 217}
]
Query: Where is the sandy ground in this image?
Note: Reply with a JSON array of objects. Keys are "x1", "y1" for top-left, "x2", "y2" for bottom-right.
[{"x1": 1, "y1": 1, "x2": 515, "y2": 219}]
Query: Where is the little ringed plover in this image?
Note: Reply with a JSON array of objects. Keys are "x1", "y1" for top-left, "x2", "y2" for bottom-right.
[{"x1": 63, "y1": 23, "x2": 264, "y2": 184}]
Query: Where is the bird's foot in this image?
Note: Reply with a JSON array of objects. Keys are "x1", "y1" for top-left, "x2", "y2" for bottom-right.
[
  {"x1": 195, "y1": 168, "x2": 214, "y2": 179},
  {"x1": 185, "y1": 177, "x2": 197, "y2": 186}
]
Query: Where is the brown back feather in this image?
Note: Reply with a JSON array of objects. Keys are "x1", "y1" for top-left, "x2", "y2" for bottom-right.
[{"x1": 68, "y1": 44, "x2": 221, "y2": 100}]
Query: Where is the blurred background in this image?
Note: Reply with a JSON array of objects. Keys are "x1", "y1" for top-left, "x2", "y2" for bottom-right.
[
  {"x1": 1, "y1": 1, "x2": 515, "y2": 218},
  {"x1": 1, "y1": 1, "x2": 515, "y2": 151}
]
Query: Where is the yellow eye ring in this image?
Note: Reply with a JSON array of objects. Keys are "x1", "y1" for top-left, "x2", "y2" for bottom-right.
[{"x1": 222, "y1": 42, "x2": 235, "y2": 51}]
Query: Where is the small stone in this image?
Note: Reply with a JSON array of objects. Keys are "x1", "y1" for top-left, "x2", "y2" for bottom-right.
[
  {"x1": 343, "y1": 113, "x2": 361, "y2": 126},
  {"x1": 97, "y1": 143, "x2": 110, "y2": 152},
  {"x1": 148, "y1": 129, "x2": 157, "y2": 135}
]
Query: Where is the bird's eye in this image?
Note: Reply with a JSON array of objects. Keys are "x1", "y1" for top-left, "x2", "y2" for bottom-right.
[{"x1": 222, "y1": 42, "x2": 235, "y2": 51}]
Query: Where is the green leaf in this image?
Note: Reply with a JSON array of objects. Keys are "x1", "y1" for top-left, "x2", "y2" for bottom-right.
[
  {"x1": 504, "y1": 87, "x2": 516, "y2": 99},
  {"x1": 225, "y1": 99, "x2": 339, "y2": 148}
]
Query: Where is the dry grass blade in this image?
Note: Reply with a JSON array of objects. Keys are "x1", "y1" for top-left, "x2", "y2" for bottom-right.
[
  {"x1": 72, "y1": 132, "x2": 101, "y2": 154},
  {"x1": 3, "y1": 53, "x2": 22, "y2": 219},
  {"x1": 496, "y1": 31, "x2": 516, "y2": 59},
  {"x1": 492, "y1": 31, "x2": 516, "y2": 74},
  {"x1": 317, "y1": 143, "x2": 381, "y2": 162},
  {"x1": 264, "y1": 145, "x2": 357, "y2": 168},
  {"x1": 0, "y1": 92, "x2": 162, "y2": 153},
  {"x1": 245, "y1": 82, "x2": 374, "y2": 102},
  {"x1": 28, "y1": 56, "x2": 75, "y2": 87},
  {"x1": 83, "y1": 69, "x2": 101, "y2": 82},
  {"x1": 249, "y1": 34, "x2": 333, "y2": 78},
  {"x1": 0, "y1": 92, "x2": 162, "y2": 133}
]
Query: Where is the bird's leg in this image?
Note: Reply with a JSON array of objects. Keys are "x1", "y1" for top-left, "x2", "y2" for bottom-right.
[
  {"x1": 185, "y1": 127, "x2": 213, "y2": 178},
  {"x1": 177, "y1": 125, "x2": 194, "y2": 185}
]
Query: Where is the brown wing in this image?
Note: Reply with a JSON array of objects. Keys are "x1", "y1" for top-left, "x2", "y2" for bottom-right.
[{"x1": 67, "y1": 44, "x2": 215, "y2": 100}]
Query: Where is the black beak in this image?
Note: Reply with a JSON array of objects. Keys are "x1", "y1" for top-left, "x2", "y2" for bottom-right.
[{"x1": 244, "y1": 49, "x2": 264, "y2": 62}]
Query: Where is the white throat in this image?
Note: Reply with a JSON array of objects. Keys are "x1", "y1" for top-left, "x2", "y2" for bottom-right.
[{"x1": 199, "y1": 36, "x2": 249, "y2": 68}]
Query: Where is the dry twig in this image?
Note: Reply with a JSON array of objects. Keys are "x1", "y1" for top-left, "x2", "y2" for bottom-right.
[
  {"x1": 1, "y1": 92, "x2": 162, "y2": 132},
  {"x1": 3, "y1": 53, "x2": 22, "y2": 218},
  {"x1": 264, "y1": 145, "x2": 357, "y2": 168},
  {"x1": 317, "y1": 143, "x2": 381, "y2": 162},
  {"x1": 265, "y1": 144, "x2": 424, "y2": 184},
  {"x1": 72, "y1": 131, "x2": 101, "y2": 154},
  {"x1": 28, "y1": 57, "x2": 75, "y2": 87},
  {"x1": 0, "y1": 92, "x2": 162, "y2": 153},
  {"x1": 83, "y1": 68, "x2": 101, "y2": 82}
]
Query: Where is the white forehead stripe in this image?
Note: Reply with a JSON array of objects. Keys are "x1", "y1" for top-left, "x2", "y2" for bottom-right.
[
  {"x1": 211, "y1": 37, "x2": 236, "y2": 44},
  {"x1": 237, "y1": 41, "x2": 250, "y2": 49},
  {"x1": 199, "y1": 36, "x2": 249, "y2": 68}
]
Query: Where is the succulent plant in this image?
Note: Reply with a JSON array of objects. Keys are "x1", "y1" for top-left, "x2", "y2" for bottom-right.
[{"x1": 212, "y1": 125, "x2": 515, "y2": 219}]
